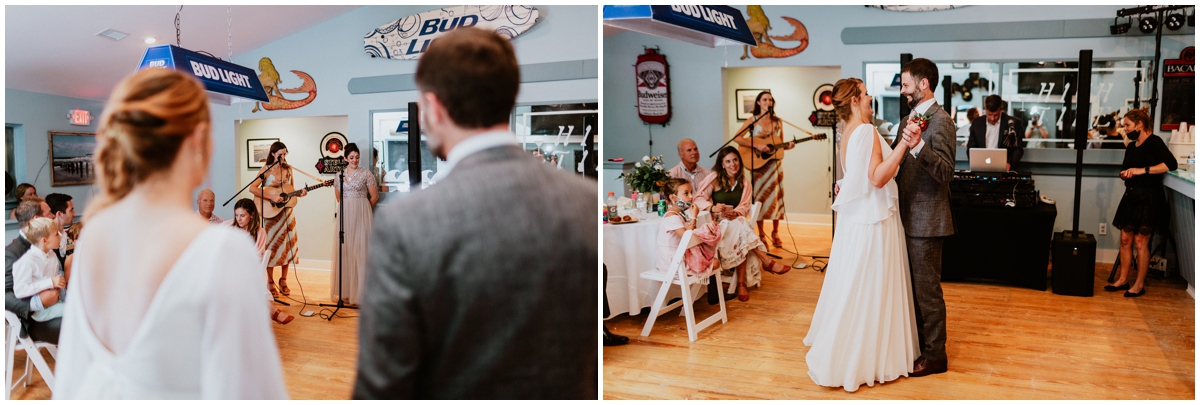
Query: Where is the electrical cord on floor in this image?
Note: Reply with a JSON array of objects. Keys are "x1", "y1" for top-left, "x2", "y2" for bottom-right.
[
  {"x1": 277, "y1": 268, "x2": 358, "y2": 320},
  {"x1": 811, "y1": 258, "x2": 828, "y2": 272}
]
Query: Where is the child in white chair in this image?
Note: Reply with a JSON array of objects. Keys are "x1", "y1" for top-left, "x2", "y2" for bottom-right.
[{"x1": 13, "y1": 217, "x2": 68, "y2": 322}]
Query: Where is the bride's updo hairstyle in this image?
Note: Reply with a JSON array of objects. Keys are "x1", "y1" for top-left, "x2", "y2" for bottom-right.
[
  {"x1": 86, "y1": 68, "x2": 210, "y2": 220},
  {"x1": 831, "y1": 77, "x2": 864, "y2": 123}
]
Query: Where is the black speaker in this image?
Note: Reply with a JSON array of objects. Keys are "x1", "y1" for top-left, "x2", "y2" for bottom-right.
[
  {"x1": 407, "y1": 102, "x2": 422, "y2": 187},
  {"x1": 1052, "y1": 231, "x2": 1096, "y2": 296}
]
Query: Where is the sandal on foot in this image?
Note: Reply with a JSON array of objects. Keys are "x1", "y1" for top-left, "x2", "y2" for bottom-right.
[
  {"x1": 272, "y1": 309, "x2": 294, "y2": 325},
  {"x1": 764, "y1": 260, "x2": 791, "y2": 275},
  {"x1": 737, "y1": 285, "x2": 749, "y2": 302},
  {"x1": 268, "y1": 281, "x2": 279, "y2": 299},
  {"x1": 278, "y1": 277, "x2": 291, "y2": 296},
  {"x1": 772, "y1": 234, "x2": 783, "y2": 248}
]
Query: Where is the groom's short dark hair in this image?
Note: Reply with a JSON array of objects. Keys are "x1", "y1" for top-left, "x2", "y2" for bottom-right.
[
  {"x1": 415, "y1": 27, "x2": 520, "y2": 129},
  {"x1": 902, "y1": 58, "x2": 939, "y2": 93}
]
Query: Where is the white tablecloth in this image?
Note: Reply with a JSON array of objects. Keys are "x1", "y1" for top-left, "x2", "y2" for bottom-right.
[{"x1": 603, "y1": 214, "x2": 705, "y2": 320}]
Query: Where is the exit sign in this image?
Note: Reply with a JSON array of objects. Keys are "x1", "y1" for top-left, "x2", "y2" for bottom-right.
[{"x1": 68, "y1": 109, "x2": 92, "y2": 126}]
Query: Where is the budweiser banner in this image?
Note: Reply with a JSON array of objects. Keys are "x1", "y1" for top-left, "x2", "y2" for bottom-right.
[{"x1": 636, "y1": 48, "x2": 670, "y2": 124}]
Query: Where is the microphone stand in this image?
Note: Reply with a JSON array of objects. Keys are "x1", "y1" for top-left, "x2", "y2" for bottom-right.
[
  {"x1": 710, "y1": 109, "x2": 772, "y2": 158},
  {"x1": 225, "y1": 159, "x2": 290, "y2": 306},
  {"x1": 319, "y1": 165, "x2": 357, "y2": 319}
]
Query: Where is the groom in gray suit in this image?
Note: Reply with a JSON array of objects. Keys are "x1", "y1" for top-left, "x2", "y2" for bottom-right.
[
  {"x1": 354, "y1": 28, "x2": 597, "y2": 399},
  {"x1": 891, "y1": 58, "x2": 955, "y2": 377}
]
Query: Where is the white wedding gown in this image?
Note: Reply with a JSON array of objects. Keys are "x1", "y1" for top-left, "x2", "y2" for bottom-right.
[
  {"x1": 803, "y1": 123, "x2": 918, "y2": 392},
  {"x1": 53, "y1": 226, "x2": 288, "y2": 399}
]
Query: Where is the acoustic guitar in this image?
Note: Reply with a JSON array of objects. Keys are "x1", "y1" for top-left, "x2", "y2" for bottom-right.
[
  {"x1": 256, "y1": 179, "x2": 334, "y2": 218},
  {"x1": 738, "y1": 133, "x2": 827, "y2": 170}
]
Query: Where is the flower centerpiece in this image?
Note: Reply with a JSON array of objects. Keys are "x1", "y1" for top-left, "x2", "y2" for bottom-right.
[{"x1": 618, "y1": 155, "x2": 670, "y2": 195}]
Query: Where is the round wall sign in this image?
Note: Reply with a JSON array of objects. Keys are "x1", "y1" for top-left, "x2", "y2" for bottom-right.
[
  {"x1": 813, "y1": 84, "x2": 835, "y2": 112},
  {"x1": 320, "y1": 132, "x2": 348, "y2": 159}
]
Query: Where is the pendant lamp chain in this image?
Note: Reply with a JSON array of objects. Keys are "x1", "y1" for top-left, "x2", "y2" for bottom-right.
[{"x1": 175, "y1": 5, "x2": 182, "y2": 47}]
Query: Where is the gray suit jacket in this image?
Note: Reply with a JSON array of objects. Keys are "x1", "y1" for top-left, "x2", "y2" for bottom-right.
[
  {"x1": 354, "y1": 145, "x2": 598, "y2": 399},
  {"x1": 892, "y1": 101, "x2": 957, "y2": 238}
]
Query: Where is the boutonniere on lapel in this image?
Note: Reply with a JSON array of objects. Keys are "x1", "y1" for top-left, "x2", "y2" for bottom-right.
[{"x1": 910, "y1": 112, "x2": 932, "y2": 132}]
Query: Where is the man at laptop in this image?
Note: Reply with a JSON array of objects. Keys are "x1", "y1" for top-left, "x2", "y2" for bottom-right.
[{"x1": 967, "y1": 95, "x2": 1025, "y2": 171}]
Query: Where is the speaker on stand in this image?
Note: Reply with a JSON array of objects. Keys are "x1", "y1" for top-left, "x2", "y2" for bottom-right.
[{"x1": 1052, "y1": 49, "x2": 1098, "y2": 297}]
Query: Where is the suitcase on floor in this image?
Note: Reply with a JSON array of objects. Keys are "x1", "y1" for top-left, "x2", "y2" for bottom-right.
[{"x1": 1052, "y1": 231, "x2": 1096, "y2": 297}]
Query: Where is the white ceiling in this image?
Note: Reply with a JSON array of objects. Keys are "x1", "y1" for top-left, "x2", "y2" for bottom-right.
[{"x1": 5, "y1": 5, "x2": 360, "y2": 100}]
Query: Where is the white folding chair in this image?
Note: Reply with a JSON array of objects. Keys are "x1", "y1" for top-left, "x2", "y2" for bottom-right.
[
  {"x1": 639, "y1": 229, "x2": 727, "y2": 342},
  {"x1": 5, "y1": 311, "x2": 55, "y2": 399}
]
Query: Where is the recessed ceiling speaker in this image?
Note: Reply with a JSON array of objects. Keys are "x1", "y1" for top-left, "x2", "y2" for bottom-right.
[
  {"x1": 1139, "y1": 15, "x2": 1158, "y2": 34},
  {"x1": 1165, "y1": 13, "x2": 1185, "y2": 30}
]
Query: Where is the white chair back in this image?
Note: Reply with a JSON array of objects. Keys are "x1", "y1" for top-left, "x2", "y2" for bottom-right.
[{"x1": 638, "y1": 229, "x2": 728, "y2": 342}]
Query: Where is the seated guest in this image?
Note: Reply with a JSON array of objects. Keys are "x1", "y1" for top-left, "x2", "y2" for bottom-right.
[
  {"x1": 228, "y1": 198, "x2": 292, "y2": 325},
  {"x1": 196, "y1": 188, "x2": 223, "y2": 224},
  {"x1": 5, "y1": 199, "x2": 61, "y2": 344},
  {"x1": 12, "y1": 217, "x2": 67, "y2": 322},
  {"x1": 694, "y1": 147, "x2": 790, "y2": 302},
  {"x1": 45, "y1": 193, "x2": 77, "y2": 264},
  {"x1": 968, "y1": 95, "x2": 1024, "y2": 171},
  {"x1": 8, "y1": 183, "x2": 37, "y2": 219},
  {"x1": 63, "y1": 222, "x2": 83, "y2": 282},
  {"x1": 1105, "y1": 108, "x2": 1176, "y2": 297},
  {"x1": 668, "y1": 138, "x2": 712, "y2": 192}
]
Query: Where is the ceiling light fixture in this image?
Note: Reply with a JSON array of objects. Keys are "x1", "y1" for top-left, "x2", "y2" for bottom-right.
[
  {"x1": 144, "y1": 37, "x2": 157, "y2": 44},
  {"x1": 96, "y1": 28, "x2": 129, "y2": 41}
]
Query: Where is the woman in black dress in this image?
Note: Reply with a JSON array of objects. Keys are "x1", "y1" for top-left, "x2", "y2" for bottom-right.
[{"x1": 1105, "y1": 108, "x2": 1177, "y2": 297}]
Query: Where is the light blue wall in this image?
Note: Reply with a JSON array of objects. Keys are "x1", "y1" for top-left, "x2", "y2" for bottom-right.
[
  {"x1": 207, "y1": 5, "x2": 599, "y2": 220},
  {"x1": 5, "y1": 88, "x2": 106, "y2": 213},
  {"x1": 604, "y1": 5, "x2": 1194, "y2": 254}
]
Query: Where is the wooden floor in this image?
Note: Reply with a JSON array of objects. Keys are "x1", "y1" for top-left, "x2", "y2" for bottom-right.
[
  {"x1": 603, "y1": 223, "x2": 1196, "y2": 400},
  {"x1": 8, "y1": 268, "x2": 359, "y2": 400}
]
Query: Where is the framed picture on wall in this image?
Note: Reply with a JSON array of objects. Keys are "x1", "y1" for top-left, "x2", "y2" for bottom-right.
[
  {"x1": 247, "y1": 138, "x2": 280, "y2": 169},
  {"x1": 735, "y1": 89, "x2": 769, "y2": 120},
  {"x1": 48, "y1": 131, "x2": 96, "y2": 186}
]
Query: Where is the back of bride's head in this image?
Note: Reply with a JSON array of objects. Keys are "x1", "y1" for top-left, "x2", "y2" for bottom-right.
[
  {"x1": 832, "y1": 78, "x2": 863, "y2": 123},
  {"x1": 87, "y1": 69, "x2": 210, "y2": 220}
]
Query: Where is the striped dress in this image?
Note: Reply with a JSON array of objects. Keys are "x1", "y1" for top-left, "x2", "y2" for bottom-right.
[
  {"x1": 751, "y1": 122, "x2": 786, "y2": 220},
  {"x1": 263, "y1": 167, "x2": 299, "y2": 267}
]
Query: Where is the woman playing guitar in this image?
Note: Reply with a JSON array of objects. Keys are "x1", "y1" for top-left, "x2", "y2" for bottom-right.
[
  {"x1": 732, "y1": 91, "x2": 793, "y2": 248},
  {"x1": 249, "y1": 141, "x2": 308, "y2": 299}
]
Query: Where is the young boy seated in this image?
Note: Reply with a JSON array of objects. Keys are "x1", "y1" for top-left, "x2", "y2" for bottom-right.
[{"x1": 13, "y1": 217, "x2": 67, "y2": 322}]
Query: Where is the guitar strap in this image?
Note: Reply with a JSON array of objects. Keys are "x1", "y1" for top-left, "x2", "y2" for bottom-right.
[{"x1": 292, "y1": 166, "x2": 325, "y2": 184}]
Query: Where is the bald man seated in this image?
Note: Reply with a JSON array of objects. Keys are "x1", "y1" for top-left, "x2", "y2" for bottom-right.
[
  {"x1": 668, "y1": 138, "x2": 712, "y2": 192},
  {"x1": 196, "y1": 189, "x2": 223, "y2": 225}
]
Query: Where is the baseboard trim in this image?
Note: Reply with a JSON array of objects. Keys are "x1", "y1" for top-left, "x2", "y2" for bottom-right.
[
  {"x1": 295, "y1": 259, "x2": 331, "y2": 272},
  {"x1": 776, "y1": 213, "x2": 833, "y2": 226}
]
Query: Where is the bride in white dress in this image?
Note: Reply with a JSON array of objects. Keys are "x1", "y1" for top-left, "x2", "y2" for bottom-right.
[
  {"x1": 53, "y1": 69, "x2": 288, "y2": 399},
  {"x1": 803, "y1": 78, "x2": 919, "y2": 392}
]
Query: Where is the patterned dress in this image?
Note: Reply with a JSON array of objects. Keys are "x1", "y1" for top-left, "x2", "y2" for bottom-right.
[
  {"x1": 263, "y1": 166, "x2": 299, "y2": 268},
  {"x1": 330, "y1": 167, "x2": 376, "y2": 305},
  {"x1": 751, "y1": 121, "x2": 786, "y2": 220}
]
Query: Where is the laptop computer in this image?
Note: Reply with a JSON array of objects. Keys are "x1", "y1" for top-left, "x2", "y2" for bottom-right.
[{"x1": 969, "y1": 148, "x2": 1007, "y2": 172}]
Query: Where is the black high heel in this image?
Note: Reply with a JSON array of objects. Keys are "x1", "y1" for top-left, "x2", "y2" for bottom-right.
[{"x1": 1124, "y1": 286, "x2": 1146, "y2": 297}]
